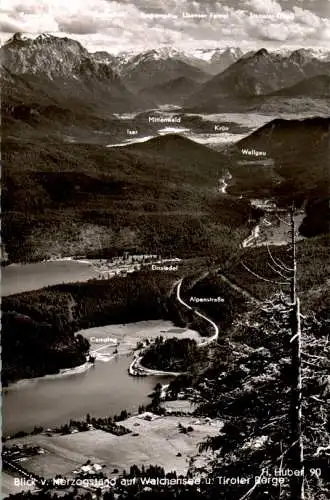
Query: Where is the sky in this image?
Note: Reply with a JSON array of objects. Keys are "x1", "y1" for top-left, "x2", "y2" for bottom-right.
[{"x1": 1, "y1": 0, "x2": 330, "y2": 53}]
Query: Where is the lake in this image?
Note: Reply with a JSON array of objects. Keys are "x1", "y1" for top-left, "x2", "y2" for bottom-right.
[
  {"x1": 3, "y1": 319, "x2": 191, "y2": 435},
  {"x1": 1, "y1": 259, "x2": 99, "y2": 296},
  {"x1": 3, "y1": 350, "x2": 171, "y2": 436},
  {"x1": 3, "y1": 319, "x2": 199, "y2": 435},
  {"x1": 2, "y1": 259, "x2": 200, "y2": 436}
]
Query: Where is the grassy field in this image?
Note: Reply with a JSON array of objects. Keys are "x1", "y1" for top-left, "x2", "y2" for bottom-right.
[
  {"x1": 7, "y1": 415, "x2": 223, "y2": 480},
  {"x1": 78, "y1": 320, "x2": 202, "y2": 361}
]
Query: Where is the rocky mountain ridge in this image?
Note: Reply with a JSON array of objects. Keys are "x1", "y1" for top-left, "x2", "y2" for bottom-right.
[
  {"x1": 1, "y1": 33, "x2": 151, "y2": 121},
  {"x1": 2, "y1": 33, "x2": 120, "y2": 82},
  {"x1": 185, "y1": 48, "x2": 330, "y2": 109}
]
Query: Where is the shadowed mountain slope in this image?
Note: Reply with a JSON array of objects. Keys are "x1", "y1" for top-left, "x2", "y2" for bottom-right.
[{"x1": 185, "y1": 48, "x2": 330, "y2": 110}]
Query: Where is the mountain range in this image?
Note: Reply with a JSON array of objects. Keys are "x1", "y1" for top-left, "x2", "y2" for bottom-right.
[
  {"x1": 2, "y1": 33, "x2": 330, "y2": 123},
  {"x1": 116, "y1": 49, "x2": 209, "y2": 92},
  {"x1": 93, "y1": 46, "x2": 245, "y2": 76},
  {"x1": 1, "y1": 33, "x2": 151, "y2": 130},
  {"x1": 94, "y1": 45, "x2": 330, "y2": 76},
  {"x1": 185, "y1": 48, "x2": 330, "y2": 110}
]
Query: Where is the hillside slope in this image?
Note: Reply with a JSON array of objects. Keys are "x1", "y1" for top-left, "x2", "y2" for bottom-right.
[
  {"x1": 185, "y1": 48, "x2": 330, "y2": 110},
  {"x1": 270, "y1": 74, "x2": 330, "y2": 97},
  {"x1": 2, "y1": 136, "x2": 255, "y2": 262},
  {"x1": 139, "y1": 76, "x2": 199, "y2": 104},
  {"x1": 227, "y1": 117, "x2": 330, "y2": 204}
]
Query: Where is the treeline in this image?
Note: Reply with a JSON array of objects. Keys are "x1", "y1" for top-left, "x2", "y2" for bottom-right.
[{"x1": 53, "y1": 413, "x2": 131, "y2": 437}]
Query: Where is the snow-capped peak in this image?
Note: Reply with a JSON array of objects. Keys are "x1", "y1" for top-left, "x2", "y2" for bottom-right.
[
  {"x1": 36, "y1": 33, "x2": 53, "y2": 41},
  {"x1": 270, "y1": 47, "x2": 330, "y2": 61}
]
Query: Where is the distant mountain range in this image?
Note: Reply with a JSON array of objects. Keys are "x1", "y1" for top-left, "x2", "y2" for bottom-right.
[
  {"x1": 93, "y1": 46, "x2": 244, "y2": 76},
  {"x1": 185, "y1": 48, "x2": 330, "y2": 110},
  {"x1": 116, "y1": 49, "x2": 209, "y2": 92},
  {"x1": 2, "y1": 33, "x2": 330, "y2": 138},
  {"x1": 94, "y1": 45, "x2": 330, "y2": 76}
]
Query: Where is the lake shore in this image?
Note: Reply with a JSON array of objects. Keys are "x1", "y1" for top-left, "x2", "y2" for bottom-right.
[
  {"x1": 2, "y1": 256, "x2": 181, "y2": 296},
  {"x1": 3, "y1": 320, "x2": 196, "y2": 435}
]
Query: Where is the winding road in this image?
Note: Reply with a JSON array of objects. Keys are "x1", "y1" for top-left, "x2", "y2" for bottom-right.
[
  {"x1": 129, "y1": 278, "x2": 219, "y2": 377},
  {"x1": 176, "y1": 279, "x2": 219, "y2": 346}
]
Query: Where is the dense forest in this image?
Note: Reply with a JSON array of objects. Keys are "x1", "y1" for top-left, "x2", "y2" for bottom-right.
[
  {"x1": 164, "y1": 296, "x2": 330, "y2": 500},
  {"x1": 1, "y1": 312, "x2": 89, "y2": 386},
  {"x1": 223, "y1": 233, "x2": 329, "y2": 310},
  {"x1": 229, "y1": 118, "x2": 330, "y2": 206},
  {"x1": 2, "y1": 138, "x2": 258, "y2": 263},
  {"x1": 2, "y1": 257, "x2": 260, "y2": 384},
  {"x1": 3, "y1": 227, "x2": 329, "y2": 385},
  {"x1": 141, "y1": 337, "x2": 208, "y2": 373}
]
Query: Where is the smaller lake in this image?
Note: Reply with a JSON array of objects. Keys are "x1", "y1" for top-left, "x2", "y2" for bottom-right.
[{"x1": 1, "y1": 260, "x2": 98, "y2": 296}]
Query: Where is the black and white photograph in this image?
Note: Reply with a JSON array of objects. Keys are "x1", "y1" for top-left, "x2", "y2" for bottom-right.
[{"x1": 1, "y1": 0, "x2": 329, "y2": 499}]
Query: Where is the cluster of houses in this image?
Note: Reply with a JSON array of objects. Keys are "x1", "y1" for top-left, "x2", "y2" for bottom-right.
[
  {"x1": 94, "y1": 254, "x2": 181, "y2": 280},
  {"x1": 72, "y1": 462, "x2": 104, "y2": 476},
  {"x1": 3, "y1": 444, "x2": 45, "y2": 462},
  {"x1": 250, "y1": 199, "x2": 277, "y2": 212}
]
